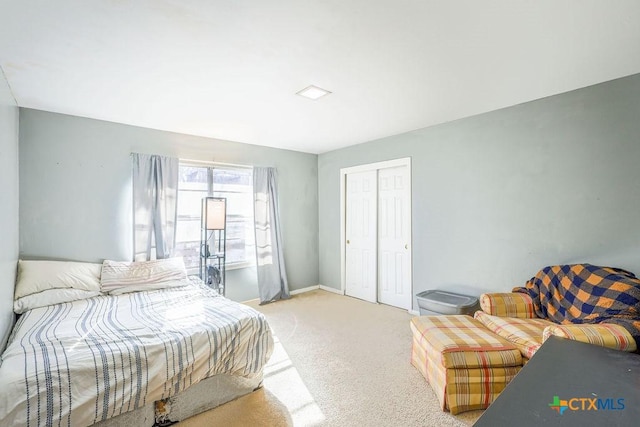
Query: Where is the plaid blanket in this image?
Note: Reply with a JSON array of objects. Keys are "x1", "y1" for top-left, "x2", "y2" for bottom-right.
[{"x1": 513, "y1": 264, "x2": 640, "y2": 349}]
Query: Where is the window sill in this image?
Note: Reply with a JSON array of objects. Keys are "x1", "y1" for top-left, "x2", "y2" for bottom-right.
[
  {"x1": 186, "y1": 262, "x2": 255, "y2": 277},
  {"x1": 226, "y1": 261, "x2": 255, "y2": 271}
]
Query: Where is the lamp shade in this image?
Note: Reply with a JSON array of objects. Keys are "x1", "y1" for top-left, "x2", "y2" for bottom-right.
[{"x1": 202, "y1": 197, "x2": 226, "y2": 230}]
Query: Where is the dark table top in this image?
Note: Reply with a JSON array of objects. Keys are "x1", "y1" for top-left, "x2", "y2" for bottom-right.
[{"x1": 474, "y1": 336, "x2": 640, "y2": 427}]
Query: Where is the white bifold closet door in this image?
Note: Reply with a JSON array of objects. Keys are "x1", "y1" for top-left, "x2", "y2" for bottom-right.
[
  {"x1": 345, "y1": 170, "x2": 378, "y2": 303},
  {"x1": 344, "y1": 164, "x2": 411, "y2": 310},
  {"x1": 377, "y1": 166, "x2": 411, "y2": 309}
]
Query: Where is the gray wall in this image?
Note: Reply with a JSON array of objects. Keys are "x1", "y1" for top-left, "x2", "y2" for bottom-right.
[
  {"x1": 19, "y1": 109, "x2": 319, "y2": 302},
  {"x1": 0, "y1": 70, "x2": 19, "y2": 352},
  {"x1": 318, "y1": 73, "x2": 640, "y2": 310}
]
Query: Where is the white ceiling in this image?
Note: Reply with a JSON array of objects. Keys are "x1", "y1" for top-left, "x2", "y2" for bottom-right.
[{"x1": 1, "y1": 1, "x2": 640, "y2": 154}]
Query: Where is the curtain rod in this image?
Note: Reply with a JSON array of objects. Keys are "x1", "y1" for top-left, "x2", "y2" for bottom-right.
[
  {"x1": 180, "y1": 158, "x2": 252, "y2": 169},
  {"x1": 130, "y1": 153, "x2": 253, "y2": 169}
]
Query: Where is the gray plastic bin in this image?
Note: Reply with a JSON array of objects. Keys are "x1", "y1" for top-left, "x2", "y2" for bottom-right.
[{"x1": 416, "y1": 290, "x2": 479, "y2": 316}]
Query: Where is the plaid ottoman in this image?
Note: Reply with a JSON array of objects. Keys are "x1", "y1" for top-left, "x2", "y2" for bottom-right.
[{"x1": 410, "y1": 315, "x2": 523, "y2": 414}]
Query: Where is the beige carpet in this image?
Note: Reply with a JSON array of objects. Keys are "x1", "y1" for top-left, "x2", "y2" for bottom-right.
[{"x1": 180, "y1": 290, "x2": 483, "y2": 426}]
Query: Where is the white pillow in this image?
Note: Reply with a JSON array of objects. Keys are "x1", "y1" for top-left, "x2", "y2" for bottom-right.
[
  {"x1": 14, "y1": 289, "x2": 101, "y2": 314},
  {"x1": 15, "y1": 260, "x2": 102, "y2": 299},
  {"x1": 101, "y1": 257, "x2": 188, "y2": 295}
]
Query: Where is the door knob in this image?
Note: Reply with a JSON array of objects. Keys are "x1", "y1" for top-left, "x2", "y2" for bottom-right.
[
  {"x1": 405, "y1": 244, "x2": 408, "y2": 249},
  {"x1": 347, "y1": 240, "x2": 350, "y2": 244}
]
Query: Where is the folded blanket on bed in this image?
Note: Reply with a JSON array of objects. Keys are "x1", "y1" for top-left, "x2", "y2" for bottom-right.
[{"x1": 513, "y1": 264, "x2": 640, "y2": 349}]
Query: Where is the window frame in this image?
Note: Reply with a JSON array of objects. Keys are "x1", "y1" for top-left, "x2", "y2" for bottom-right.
[{"x1": 176, "y1": 160, "x2": 255, "y2": 272}]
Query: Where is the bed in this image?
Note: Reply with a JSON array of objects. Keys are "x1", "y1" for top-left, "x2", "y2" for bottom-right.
[{"x1": 0, "y1": 259, "x2": 274, "y2": 426}]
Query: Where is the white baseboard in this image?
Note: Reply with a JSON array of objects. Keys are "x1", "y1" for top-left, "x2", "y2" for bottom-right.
[
  {"x1": 242, "y1": 285, "x2": 320, "y2": 303},
  {"x1": 318, "y1": 284, "x2": 344, "y2": 295},
  {"x1": 245, "y1": 284, "x2": 345, "y2": 301},
  {"x1": 290, "y1": 284, "x2": 344, "y2": 296},
  {"x1": 290, "y1": 285, "x2": 321, "y2": 295}
]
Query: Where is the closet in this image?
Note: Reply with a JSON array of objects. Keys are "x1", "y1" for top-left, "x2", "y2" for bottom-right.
[{"x1": 341, "y1": 158, "x2": 412, "y2": 310}]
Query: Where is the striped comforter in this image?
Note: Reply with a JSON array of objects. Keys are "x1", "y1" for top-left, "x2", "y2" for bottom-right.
[{"x1": 0, "y1": 281, "x2": 273, "y2": 426}]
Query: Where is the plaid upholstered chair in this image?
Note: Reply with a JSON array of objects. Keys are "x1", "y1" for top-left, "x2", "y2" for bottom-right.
[
  {"x1": 475, "y1": 292, "x2": 636, "y2": 361},
  {"x1": 475, "y1": 264, "x2": 640, "y2": 361},
  {"x1": 410, "y1": 264, "x2": 639, "y2": 415}
]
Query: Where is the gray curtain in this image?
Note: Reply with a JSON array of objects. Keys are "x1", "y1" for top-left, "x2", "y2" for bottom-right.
[
  {"x1": 132, "y1": 153, "x2": 179, "y2": 261},
  {"x1": 253, "y1": 167, "x2": 290, "y2": 304}
]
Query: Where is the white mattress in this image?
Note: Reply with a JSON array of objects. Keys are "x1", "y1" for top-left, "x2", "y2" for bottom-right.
[{"x1": 0, "y1": 281, "x2": 273, "y2": 426}]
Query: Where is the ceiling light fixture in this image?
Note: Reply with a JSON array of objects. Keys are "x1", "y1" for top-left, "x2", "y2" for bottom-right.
[{"x1": 296, "y1": 85, "x2": 332, "y2": 100}]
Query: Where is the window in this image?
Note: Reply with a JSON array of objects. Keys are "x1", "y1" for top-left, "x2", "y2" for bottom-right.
[{"x1": 174, "y1": 164, "x2": 255, "y2": 272}]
